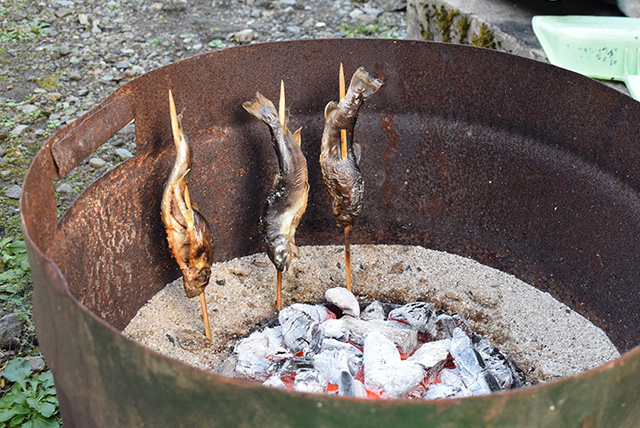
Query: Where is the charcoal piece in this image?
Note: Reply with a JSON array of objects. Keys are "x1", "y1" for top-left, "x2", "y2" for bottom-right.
[
  {"x1": 344, "y1": 317, "x2": 418, "y2": 355},
  {"x1": 363, "y1": 331, "x2": 425, "y2": 399},
  {"x1": 279, "y1": 304, "x2": 328, "y2": 353},
  {"x1": 325, "y1": 287, "x2": 360, "y2": 317},
  {"x1": 234, "y1": 352, "x2": 276, "y2": 382},
  {"x1": 388, "y1": 302, "x2": 436, "y2": 336},
  {"x1": 449, "y1": 328, "x2": 491, "y2": 396},
  {"x1": 407, "y1": 339, "x2": 451, "y2": 370},
  {"x1": 435, "y1": 313, "x2": 472, "y2": 340},
  {"x1": 338, "y1": 370, "x2": 367, "y2": 398},
  {"x1": 234, "y1": 326, "x2": 289, "y2": 360},
  {"x1": 313, "y1": 346, "x2": 363, "y2": 384},
  {"x1": 472, "y1": 334, "x2": 520, "y2": 390},
  {"x1": 320, "y1": 318, "x2": 348, "y2": 341},
  {"x1": 321, "y1": 338, "x2": 363, "y2": 355},
  {"x1": 434, "y1": 367, "x2": 472, "y2": 398},
  {"x1": 294, "y1": 368, "x2": 329, "y2": 394},
  {"x1": 278, "y1": 356, "x2": 316, "y2": 378},
  {"x1": 423, "y1": 382, "x2": 470, "y2": 400},
  {"x1": 263, "y1": 375, "x2": 286, "y2": 389},
  {"x1": 360, "y1": 300, "x2": 385, "y2": 321}
]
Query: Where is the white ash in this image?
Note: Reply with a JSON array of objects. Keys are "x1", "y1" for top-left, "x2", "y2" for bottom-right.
[{"x1": 123, "y1": 244, "x2": 620, "y2": 385}]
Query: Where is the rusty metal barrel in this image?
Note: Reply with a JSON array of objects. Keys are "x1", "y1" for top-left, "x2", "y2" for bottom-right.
[{"x1": 20, "y1": 39, "x2": 640, "y2": 427}]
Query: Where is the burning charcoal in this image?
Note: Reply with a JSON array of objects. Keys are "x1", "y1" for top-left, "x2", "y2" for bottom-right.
[
  {"x1": 325, "y1": 287, "x2": 360, "y2": 317},
  {"x1": 321, "y1": 338, "x2": 363, "y2": 355},
  {"x1": 435, "y1": 312, "x2": 472, "y2": 340},
  {"x1": 407, "y1": 339, "x2": 451, "y2": 370},
  {"x1": 279, "y1": 304, "x2": 330, "y2": 353},
  {"x1": 472, "y1": 334, "x2": 521, "y2": 389},
  {"x1": 313, "y1": 346, "x2": 363, "y2": 385},
  {"x1": 320, "y1": 318, "x2": 348, "y2": 341},
  {"x1": 294, "y1": 368, "x2": 329, "y2": 394},
  {"x1": 263, "y1": 375, "x2": 286, "y2": 389},
  {"x1": 388, "y1": 302, "x2": 436, "y2": 336},
  {"x1": 364, "y1": 331, "x2": 425, "y2": 399},
  {"x1": 360, "y1": 301, "x2": 385, "y2": 321},
  {"x1": 234, "y1": 326, "x2": 290, "y2": 360},
  {"x1": 449, "y1": 328, "x2": 492, "y2": 395},
  {"x1": 429, "y1": 367, "x2": 472, "y2": 399},
  {"x1": 338, "y1": 371, "x2": 367, "y2": 398},
  {"x1": 343, "y1": 317, "x2": 418, "y2": 355},
  {"x1": 423, "y1": 382, "x2": 471, "y2": 400},
  {"x1": 234, "y1": 352, "x2": 276, "y2": 382},
  {"x1": 279, "y1": 356, "x2": 316, "y2": 379}
]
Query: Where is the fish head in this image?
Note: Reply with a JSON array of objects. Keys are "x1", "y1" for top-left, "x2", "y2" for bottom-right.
[
  {"x1": 269, "y1": 235, "x2": 292, "y2": 272},
  {"x1": 182, "y1": 266, "x2": 211, "y2": 298}
]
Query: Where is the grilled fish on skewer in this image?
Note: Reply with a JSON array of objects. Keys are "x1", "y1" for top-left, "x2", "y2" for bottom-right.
[
  {"x1": 320, "y1": 67, "x2": 382, "y2": 229},
  {"x1": 161, "y1": 90, "x2": 214, "y2": 299},
  {"x1": 243, "y1": 89, "x2": 309, "y2": 307}
]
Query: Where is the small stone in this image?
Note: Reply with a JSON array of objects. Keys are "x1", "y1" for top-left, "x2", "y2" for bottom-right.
[
  {"x1": 26, "y1": 356, "x2": 46, "y2": 373},
  {"x1": 78, "y1": 13, "x2": 89, "y2": 26},
  {"x1": 48, "y1": 92, "x2": 63, "y2": 102},
  {"x1": 69, "y1": 70, "x2": 82, "y2": 81},
  {"x1": 115, "y1": 60, "x2": 130, "y2": 69},
  {"x1": 55, "y1": 8, "x2": 73, "y2": 19},
  {"x1": 234, "y1": 29, "x2": 256, "y2": 44},
  {"x1": 11, "y1": 124, "x2": 28, "y2": 137},
  {"x1": 122, "y1": 69, "x2": 136, "y2": 78},
  {"x1": 0, "y1": 313, "x2": 21, "y2": 349},
  {"x1": 92, "y1": 24, "x2": 102, "y2": 34},
  {"x1": 0, "y1": 147, "x2": 6, "y2": 157},
  {"x1": 56, "y1": 183, "x2": 74, "y2": 193},
  {"x1": 150, "y1": 2, "x2": 163, "y2": 12},
  {"x1": 77, "y1": 87, "x2": 89, "y2": 97},
  {"x1": 21, "y1": 104, "x2": 40, "y2": 115},
  {"x1": 89, "y1": 157, "x2": 106, "y2": 169},
  {"x1": 58, "y1": 43, "x2": 71, "y2": 56}
]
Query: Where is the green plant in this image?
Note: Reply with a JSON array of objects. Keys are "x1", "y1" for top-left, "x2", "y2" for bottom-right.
[
  {"x1": 339, "y1": 22, "x2": 396, "y2": 39},
  {"x1": 0, "y1": 236, "x2": 29, "y2": 286},
  {"x1": 0, "y1": 359, "x2": 60, "y2": 427},
  {"x1": 208, "y1": 39, "x2": 224, "y2": 49},
  {"x1": 0, "y1": 20, "x2": 50, "y2": 43}
]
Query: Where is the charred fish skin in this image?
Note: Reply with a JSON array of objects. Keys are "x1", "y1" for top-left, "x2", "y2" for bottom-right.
[
  {"x1": 320, "y1": 67, "x2": 383, "y2": 229},
  {"x1": 161, "y1": 98, "x2": 213, "y2": 298},
  {"x1": 243, "y1": 92, "x2": 309, "y2": 272}
]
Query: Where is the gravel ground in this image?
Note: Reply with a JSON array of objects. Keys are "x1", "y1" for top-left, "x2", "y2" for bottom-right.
[
  {"x1": 1, "y1": 0, "x2": 406, "y2": 209},
  {"x1": 0, "y1": 0, "x2": 406, "y2": 369},
  {"x1": 124, "y1": 244, "x2": 620, "y2": 385}
]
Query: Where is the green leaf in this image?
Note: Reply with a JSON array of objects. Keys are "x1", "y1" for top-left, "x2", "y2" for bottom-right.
[
  {"x1": 0, "y1": 407, "x2": 19, "y2": 422},
  {"x1": 28, "y1": 399, "x2": 56, "y2": 418},
  {"x1": 32, "y1": 415, "x2": 60, "y2": 428},
  {"x1": 2, "y1": 358, "x2": 32, "y2": 390},
  {"x1": 0, "y1": 279, "x2": 24, "y2": 293}
]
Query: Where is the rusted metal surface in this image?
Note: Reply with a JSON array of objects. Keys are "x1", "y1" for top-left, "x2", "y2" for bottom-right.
[{"x1": 20, "y1": 39, "x2": 640, "y2": 427}]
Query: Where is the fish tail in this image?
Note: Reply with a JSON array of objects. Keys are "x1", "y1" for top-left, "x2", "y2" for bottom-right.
[
  {"x1": 350, "y1": 67, "x2": 383, "y2": 99},
  {"x1": 243, "y1": 92, "x2": 278, "y2": 126}
]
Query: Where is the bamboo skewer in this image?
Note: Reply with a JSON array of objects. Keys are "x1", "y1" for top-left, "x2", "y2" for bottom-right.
[
  {"x1": 200, "y1": 293, "x2": 212, "y2": 340},
  {"x1": 339, "y1": 64, "x2": 348, "y2": 160},
  {"x1": 339, "y1": 64, "x2": 353, "y2": 292},
  {"x1": 276, "y1": 80, "x2": 286, "y2": 311}
]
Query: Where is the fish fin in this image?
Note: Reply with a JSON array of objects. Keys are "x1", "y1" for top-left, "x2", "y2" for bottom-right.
[
  {"x1": 293, "y1": 127, "x2": 302, "y2": 147},
  {"x1": 243, "y1": 92, "x2": 277, "y2": 123},
  {"x1": 324, "y1": 101, "x2": 339, "y2": 119}
]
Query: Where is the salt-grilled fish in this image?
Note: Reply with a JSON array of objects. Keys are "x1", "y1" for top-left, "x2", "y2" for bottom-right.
[
  {"x1": 243, "y1": 92, "x2": 309, "y2": 273},
  {"x1": 320, "y1": 67, "x2": 382, "y2": 229},
  {"x1": 161, "y1": 91, "x2": 213, "y2": 298}
]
